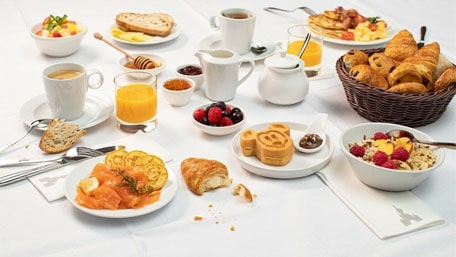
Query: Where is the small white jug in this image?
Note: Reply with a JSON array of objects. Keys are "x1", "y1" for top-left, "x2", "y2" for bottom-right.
[{"x1": 195, "y1": 49, "x2": 255, "y2": 101}]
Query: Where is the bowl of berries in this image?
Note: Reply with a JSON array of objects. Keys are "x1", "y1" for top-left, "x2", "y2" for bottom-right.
[
  {"x1": 340, "y1": 122, "x2": 445, "y2": 191},
  {"x1": 192, "y1": 101, "x2": 245, "y2": 136},
  {"x1": 30, "y1": 15, "x2": 87, "y2": 57}
]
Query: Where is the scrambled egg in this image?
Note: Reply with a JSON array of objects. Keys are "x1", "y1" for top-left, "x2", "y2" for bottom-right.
[{"x1": 350, "y1": 21, "x2": 387, "y2": 42}]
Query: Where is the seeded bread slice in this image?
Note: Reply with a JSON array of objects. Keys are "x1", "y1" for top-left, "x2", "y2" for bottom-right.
[
  {"x1": 39, "y1": 119, "x2": 86, "y2": 154},
  {"x1": 115, "y1": 12, "x2": 174, "y2": 37}
]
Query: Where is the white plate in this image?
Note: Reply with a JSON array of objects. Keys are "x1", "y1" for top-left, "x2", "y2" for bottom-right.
[
  {"x1": 200, "y1": 34, "x2": 277, "y2": 61},
  {"x1": 231, "y1": 122, "x2": 334, "y2": 179},
  {"x1": 20, "y1": 91, "x2": 114, "y2": 130},
  {"x1": 314, "y1": 23, "x2": 398, "y2": 46},
  {"x1": 64, "y1": 156, "x2": 178, "y2": 218},
  {"x1": 109, "y1": 24, "x2": 181, "y2": 45}
]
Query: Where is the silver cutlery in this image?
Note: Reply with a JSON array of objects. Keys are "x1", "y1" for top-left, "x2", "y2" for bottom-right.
[
  {"x1": 0, "y1": 145, "x2": 121, "y2": 186},
  {"x1": 386, "y1": 130, "x2": 456, "y2": 149},
  {"x1": 264, "y1": 6, "x2": 317, "y2": 16},
  {"x1": 0, "y1": 118, "x2": 52, "y2": 154}
]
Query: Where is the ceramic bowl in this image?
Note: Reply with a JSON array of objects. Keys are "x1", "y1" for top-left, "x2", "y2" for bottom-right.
[
  {"x1": 161, "y1": 77, "x2": 195, "y2": 107},
  {"x1": 192, "y1": 103, "x2": 245, "y2": 136},
  {"x1": 30, "y1": 22, "x2": 87, "y2": 57},
  {"x1": 176, "y1": 64, "x2": 204, "y2": 90},
  {"x1": 340, "y1": 122, "x2": 445, "y2": 191},
  {"x1": 120, "y1": 53, "x2": 166, "y2": 78}
]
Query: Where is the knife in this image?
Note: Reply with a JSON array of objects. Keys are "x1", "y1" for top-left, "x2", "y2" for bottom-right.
[
  {"x1": 417, "y1": 26, "x2": 427, "y2": 49},
  {"x1": 0, "y1": 145, "x2": 120, "y2": 186}
]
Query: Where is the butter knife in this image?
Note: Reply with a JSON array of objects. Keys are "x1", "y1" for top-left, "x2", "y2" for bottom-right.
[
  {"x1": 0, "y1": 145, "x2": 119, "y2": 186},
  {"x1": 417, "y1": 26, "x2": 427, "y2": 49}
]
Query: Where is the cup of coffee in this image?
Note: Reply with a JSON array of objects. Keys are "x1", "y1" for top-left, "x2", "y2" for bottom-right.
[
  {"x1": 43, "y1": 63, "x2": 103, "y2": 120},
  {"x1": 209, "y1": 8, "x2": 256, "y2": 55}
]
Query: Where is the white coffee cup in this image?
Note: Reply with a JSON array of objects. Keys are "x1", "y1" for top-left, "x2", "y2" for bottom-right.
[
  {"x1": 209, "y1": 8, "x2": 256, "y2": 55},
  {"x1": 42, "y1": 63, "x2": 103, "y2": 120}
]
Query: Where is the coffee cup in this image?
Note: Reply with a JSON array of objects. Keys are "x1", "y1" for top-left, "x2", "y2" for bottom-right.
[
  {"x1": 209, "y1": 8, "x2": 256, "y2": 55},
  {"x1": 42, "y1": 63, "x2": 103, "y2": 120}
]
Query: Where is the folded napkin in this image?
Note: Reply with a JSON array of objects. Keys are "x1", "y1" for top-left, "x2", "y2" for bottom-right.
[
  {"x1": 28, "y1": 132, "x2": 173, "y2": 202},
  {"x1": 316, "y1": 153, "x2": 444, "y2": 239}
]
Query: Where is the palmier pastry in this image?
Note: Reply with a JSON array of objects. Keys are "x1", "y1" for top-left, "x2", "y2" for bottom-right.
[
  {"x1": 180, "y1": 158, "x2": 232, "y2": 195},
  {"x1": 343, "y1": 49, "x2": 369, "y2": 70},
  {"x1": 368, "y1": 53, "x2": 399, "y2": 78},
  {"x1": 433, "y1": 67, "x2": 456, "y2": 92},
  {"x1": 387, "y1": 82, "x2": 427, "y2": 94},
  {"x1": 349, "y1": 64, "x2": 389, "y2": 90},
  {"x1": 384, "y1": 29, "x2": 418, "y2": 62}
]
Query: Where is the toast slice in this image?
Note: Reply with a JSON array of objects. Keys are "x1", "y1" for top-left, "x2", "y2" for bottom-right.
[
  {"x1": 115, "y1": 12, "x2": 174, "y2": 37},
  {"x1": 39, "y1": 119, "x2": 86, "y2": 154}
]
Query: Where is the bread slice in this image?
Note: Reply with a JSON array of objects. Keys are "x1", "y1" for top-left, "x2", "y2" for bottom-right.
[
  {"x1": 39, "y1": 119, "x2": 86, "y2": 154},
  {"x1": 115, "y1": 12, "x2": 174, "y2": 37}
]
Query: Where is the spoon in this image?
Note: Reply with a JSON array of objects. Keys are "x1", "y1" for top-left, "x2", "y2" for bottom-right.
[
  {"x1": 93, "y1": 32, "x2": 156, "y2": 69},
  {"x1": 386, "y1": 129, "x2": 456, "y2": 149},
  {"x1": 293, "y1": 113, "x2": 328, "y2": 153},
  {"x1": 119, "y1": 124, "x2": 156, "y2": 133},
  {"x1": 0, "y1": 118, "x2": 52, "y2": 154},
  {"x1": 251, "y1": 41, "x2": 267, "y2": 54}
]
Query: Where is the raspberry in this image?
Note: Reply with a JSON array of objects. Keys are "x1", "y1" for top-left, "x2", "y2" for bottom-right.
[
  {"x1": 207, "y1": 107, "x2": 223, "y2": 124},
  {"x1": 372, "y1": 151, "x2": 389, "y2": 166},
  {"x1": 349, "y1": 144, "x2": 365, "y2": 157},
  {"x1": 373, "y1": 132, "x2": 388, "y2": 140},
  {"x1": 193, "y1": 108, "x2": 206, "y2": 122},
  {"x1": 391, "y1": 147, "x2": 410, "y2": 161},
  {"x1": 219, "y1": 117, "x2": 233, "y2": 126},
  {"x1": 381, "y1": 160, "x2": 398, "y2": 169}
]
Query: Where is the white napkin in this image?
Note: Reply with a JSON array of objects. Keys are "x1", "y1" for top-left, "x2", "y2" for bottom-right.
[
  {"x1": 28, "y1": 132, "x2": 173, "y2": 202},
  {"x1": 316, "y1": 153, "x2": 444, "y2": 239}
]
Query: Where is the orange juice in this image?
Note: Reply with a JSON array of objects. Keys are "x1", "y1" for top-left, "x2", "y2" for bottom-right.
[
  {"x1": 287, "y1": 40, "x2": 322, "y2": 67},
  {"x1": 116, "y1": 83, "x2": 157, "y2": 123}
]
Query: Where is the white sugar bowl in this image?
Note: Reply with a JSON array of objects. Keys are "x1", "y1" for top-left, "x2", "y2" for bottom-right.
[{"x1": 258, "y1": 52, "x2": 309, "y2": 105}]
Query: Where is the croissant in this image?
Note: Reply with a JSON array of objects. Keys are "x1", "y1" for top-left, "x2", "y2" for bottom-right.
[
  {"x1": 387, "y1": 82, "x2": 427, "y2": 94},
  {"x1": 384, "y1": 29, "x2": 418, "y2": 62},
  {"x1": 388, "y1": 42, "x2": 440, "y2": 90},
  {"x1": 433, "y1": 67, "x2": 456, "y2": 92},
  {"x1": 180, "y1": 158, "x2": 232, "y2": 196},
  {"x1": 349, "y1": 64, "x2": 389, "y2": 90}
]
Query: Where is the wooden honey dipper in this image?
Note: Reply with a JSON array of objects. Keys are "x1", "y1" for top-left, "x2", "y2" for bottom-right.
[{"x1": 93, "y1": 32, "x2": 157, "y2": 69}]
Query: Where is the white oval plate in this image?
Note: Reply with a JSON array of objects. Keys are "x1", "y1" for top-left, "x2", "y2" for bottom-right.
[
  {"x1": 231, "y1": 122, "x2": 334, "y2": 179},
  {"x1": 109, "y1": 24, "x2": 181, "y2": 45},
  {"x1": 20, "y1": 91, "x2": 113, "y2": 130},
  {"x1": 64, "y1": 156, "x2": 178, "y2": 218},
  {"x1": 200, "y1": 34, "x2": 277, "y2": 61}
]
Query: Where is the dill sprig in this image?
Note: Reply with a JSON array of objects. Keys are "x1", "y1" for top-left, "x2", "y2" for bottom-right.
[{"x1": 114, "y1": 169, "x2": 154, "y2": 195}]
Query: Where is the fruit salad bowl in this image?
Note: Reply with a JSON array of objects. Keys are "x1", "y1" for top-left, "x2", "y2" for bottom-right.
[
  {"x1": 192, "y1": 102, "x2": 245, "y2": 136},
  {"x1": 340, "y1": 122, "x2": 445, "y2": 191}
]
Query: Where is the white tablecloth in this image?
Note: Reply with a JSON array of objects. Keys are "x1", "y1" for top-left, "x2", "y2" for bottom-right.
[{"x1": 0, "y1": 0, "x2": 455, "y2": 256}]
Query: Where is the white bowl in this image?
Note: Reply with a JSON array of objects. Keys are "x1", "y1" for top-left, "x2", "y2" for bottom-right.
[
  {"x1": 161, "y1": 77, "x2": 195, "y2": 106},
  {"x1": 192, "y1": 103, "x2": 245, "y2": 136},
  {"x1": 340, "y1": 122, "x2": 445, "y2": 191},
  {"x1": 30, "y1": 22, "x2": 87, "y2": 57},
  {"x1": 120, "y1": 53, "x2": 166, "y2": 78},
  {"x1": 175, "y1": 64, "x2": 204, "y2": 90}
]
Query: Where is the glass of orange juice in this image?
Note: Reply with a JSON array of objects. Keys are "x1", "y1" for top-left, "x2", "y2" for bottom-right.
[
  {"x1": 287, "y1": 24, "x2": 323, "y2": 77},
  {"x1": 113, "y1": 71, "x2": 157, "y2": 132}
]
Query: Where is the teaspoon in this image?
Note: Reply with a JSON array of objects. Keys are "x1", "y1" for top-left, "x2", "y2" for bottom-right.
[
  {"x1": 294, "y1": 113, "x2": 328, "y2": 153},
  {"x1": 251, "y1": 41, "x2": 267, "y2": 54},
  {"x1": 386, "y1": 129, "x2": 456, "y2": 149},
  {"x1": 0, "y1": 118, "x2": 52, "y2": 153}
]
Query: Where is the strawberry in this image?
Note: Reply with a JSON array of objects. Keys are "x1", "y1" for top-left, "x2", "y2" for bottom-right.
[
  {"x1": 373, "y1": 132, "x2": 388, "y2": 140},
  {"x1": 391, "y1": 147, "x2": 410, "y2": 161},
  {"x1": 207, "y1": 107, "x2": 223, "y2": 124},
  {"x1": 349, "y1": 144, "x2": 365, "y2": 157},
  {"x1": 193, "y1": 108, "x2": 206, "y2": 122},
  {"x1": 372, "y1": 151, "x2": 389, "y2": 166}
]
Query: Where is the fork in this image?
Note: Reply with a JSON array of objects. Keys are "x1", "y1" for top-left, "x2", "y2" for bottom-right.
[
  {"x1": 0, "y1": 147, "x2": 104, "y2": 167},
  {"x1": 0, "y1": 147, "x2": 106, "y2": 186},
  {"x1": 264, "y1": 7, "x2": 317, "y2": 16}
]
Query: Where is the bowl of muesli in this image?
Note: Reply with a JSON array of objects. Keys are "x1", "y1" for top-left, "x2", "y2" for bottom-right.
[{"x1": 340, "y1": 122, "x2": 445, "y2": 191}]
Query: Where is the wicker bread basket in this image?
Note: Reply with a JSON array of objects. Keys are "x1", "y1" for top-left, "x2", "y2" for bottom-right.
[{"x1": 336, "y1": 48, "x2": 456, "y2": 127}]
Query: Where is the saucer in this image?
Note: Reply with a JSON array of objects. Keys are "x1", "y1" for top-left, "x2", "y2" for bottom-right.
[
  {"x1": 20, "y1": 91, "x2": 114, "y2": 130},
  {"x1": 200, "y1": 34, "x2": 277, "y2": 61}
]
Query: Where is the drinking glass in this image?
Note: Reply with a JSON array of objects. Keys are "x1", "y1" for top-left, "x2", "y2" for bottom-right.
[{"x1": 287, "y1": 24, "x2": 323, "y2": 77}]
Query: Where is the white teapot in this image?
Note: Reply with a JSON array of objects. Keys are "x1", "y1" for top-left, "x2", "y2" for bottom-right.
[{"x1": 258, "y1": 51, "x2": 309, "y2": 105}]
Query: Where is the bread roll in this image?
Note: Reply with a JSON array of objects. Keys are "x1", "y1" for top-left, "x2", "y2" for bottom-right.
[
  {"x1": 349, "y1": 64, "x2": 389, "y2": 90},
  {"x1": 180, "y1": 158, "x2": 232, "y2": 196},
  {"x1": 39, "y1": 119, "x2": 86, "y2": 154}
]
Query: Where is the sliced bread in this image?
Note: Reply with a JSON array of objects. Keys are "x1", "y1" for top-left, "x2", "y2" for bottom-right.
[
  {"x1": 39, "y1": 119, "x2": 86, "y2": 154},
  {"x1": 115, "y1": 12, "x2": 174, "y2": 37}
]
